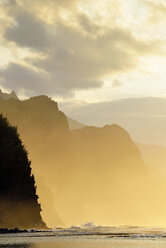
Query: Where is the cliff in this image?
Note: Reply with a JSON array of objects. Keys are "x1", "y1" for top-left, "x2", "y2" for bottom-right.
[
  {"x1": 0, "y1": 95, "x2": 68, "y2": 227},
  {"x1": 0, "y1": 114, "x2": 46, "y2": 229},
  {"x1": 0, "y1": 95, "x2": 166, "y2": 227},
  {"x1": 67, "y1": 117, "x2": 86, "y2": 130}
]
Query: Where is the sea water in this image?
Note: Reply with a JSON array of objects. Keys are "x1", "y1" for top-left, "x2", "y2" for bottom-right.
[{"x1": 1, "y1": 226, "x2": 166, "y2": 248}]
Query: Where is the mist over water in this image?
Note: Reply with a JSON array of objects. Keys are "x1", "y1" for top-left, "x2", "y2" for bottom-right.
[
  {"x1": 2, "y1": 226, "x2": 166, "y2": 248},
  {"x1": 2, "y1": 241, "x2": 166, "y2": 248}
]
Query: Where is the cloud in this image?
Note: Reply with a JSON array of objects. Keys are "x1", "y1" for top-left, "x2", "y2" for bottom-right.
[
  {"x1": 32, "y1": 0, "x2": 78, "y2": 9},
  {"x1": 5, "y1": 10, "x2": 51, "y2": 49},
  {"x1": 59, "y1": 97, "x2": 166, "y2": 129},
  {"x1": 77, "y1": 12, "x2": 98, "y2": 33},
  {"x1": 139, "y1": 0, "x2": 166, "y2": 24},
  {"x1": 111, "y1": 79, "x2": 123, "y2": 88},
  {"x1": 0, "y1": 62, "x2": 53, "y2": 96},
  {"x1": 0, "y1": 0, "x2": 164, "y2": 97},
  {"x1": 0, "y1": 61, "x2": 103, "y2": 97}
]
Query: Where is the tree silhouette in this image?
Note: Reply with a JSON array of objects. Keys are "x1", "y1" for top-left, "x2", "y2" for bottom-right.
[{"x1": 0, "y1": 114, "x2": 46, "y2": 229}]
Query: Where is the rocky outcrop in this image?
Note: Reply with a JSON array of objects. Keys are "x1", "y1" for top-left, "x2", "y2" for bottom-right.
[
  {"x1": 0, "y1": 114, "x2": 46, "y2": 229},
  {"x1": 0, "y1": 95, "x2": 68, "y2": 227},
  {"x1": 0, "y1": 89, "x2": 18, "y2": 100}
]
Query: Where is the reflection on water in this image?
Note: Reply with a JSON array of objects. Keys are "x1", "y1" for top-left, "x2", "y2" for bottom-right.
[
  {"x1": 0, "y1": 245, "x2": 32, "y2": 248},
  {"x1": 2, "y1": 227, "x2": 166, "y2": 248},
  {"x1": 2, "y1": 240, "x2": 166, "y2": 248}
]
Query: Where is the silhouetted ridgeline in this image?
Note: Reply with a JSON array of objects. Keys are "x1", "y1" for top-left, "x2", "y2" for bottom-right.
[
  {"x1": 67, "y1": 117, "x2": 86, "y2": 130},
  {"x1": 0, "y1": 94, "x2": 166, "y2": 227},
  {"x1": 0, "y1": 95, "x2": 68, "y2": 226},
  {"x1": 0, "y1": 89, "x2": 18, "y2": 100},
  {"x1": 0, "y1": 115, "x2": 46, "y2": 229}
]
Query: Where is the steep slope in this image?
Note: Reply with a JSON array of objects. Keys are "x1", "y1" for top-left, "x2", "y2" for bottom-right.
[
  {"x1": 64, "y1": 125, "x2": 166, "y2": 226},
  {"x1": 137, "y1": 143, "x2": 166, "y2": 176},
  {"x1": 0, "y1": 96, "x2": 166, "y2": 227},
  {"x1": 0, "y1": 114, "x2": 45, "y2": 229},
  {"x1": 0, "y1": 96, "x2": 68, "y2": 227},
  {"x1": 67, "y1": 117, "x2": 86, "y2": 130},
  {"x1": 60, "y1": 97, "x2": 166, "y2": 146}
]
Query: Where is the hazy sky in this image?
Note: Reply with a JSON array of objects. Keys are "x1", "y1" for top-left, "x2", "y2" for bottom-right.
[
  {"x1": 1, "y1": 0, "x2": 166, "y2": 139},
  {"x1": 0, "y1": 0, "x2": 166, "y2": 101}
]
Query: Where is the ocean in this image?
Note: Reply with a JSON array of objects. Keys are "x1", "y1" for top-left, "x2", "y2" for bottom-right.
[{"x1": 1, "y1": 226, "x2": 166, "y2": 248}]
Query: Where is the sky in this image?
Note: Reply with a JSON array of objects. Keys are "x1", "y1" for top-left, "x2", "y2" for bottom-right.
[
  {"x1": 1, "y1": 0, "x2": 166, "y2": 100},
  {"x1": 1, "y1": 0, "x2": 166, "y2": 143}
]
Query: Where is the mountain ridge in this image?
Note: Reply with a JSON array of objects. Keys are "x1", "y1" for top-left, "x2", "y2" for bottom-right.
[
  {"x1": 0, "y1": 89, "x2": 18, "y2": 100},
  {"x1": 0, "y1": 94, "x2": 166, "y2": 226},
  {"x1": 0, "y1": 114, "x2": 46, "y2": 229}
]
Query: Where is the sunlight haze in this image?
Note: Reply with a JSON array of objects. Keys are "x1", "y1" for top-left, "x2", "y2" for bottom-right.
[{"x1": 1, "y1": 0, "x2": 166, "y2": 232}]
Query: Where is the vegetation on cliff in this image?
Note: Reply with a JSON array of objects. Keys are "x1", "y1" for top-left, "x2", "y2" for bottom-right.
[{"x1": 0, "y1": 114, "x2": 46, "y2": 229}]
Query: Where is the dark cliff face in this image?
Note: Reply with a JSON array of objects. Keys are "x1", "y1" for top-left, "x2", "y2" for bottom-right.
[
  {"x1": 0, "y1": 115, "x2": 46, "y2": 229},
  {"x1": 0, "y1": 95, "x2": 69, "y2": 162},
  {"x1": 0, "y1": 96, "x2": 68, "y2": 227}
]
